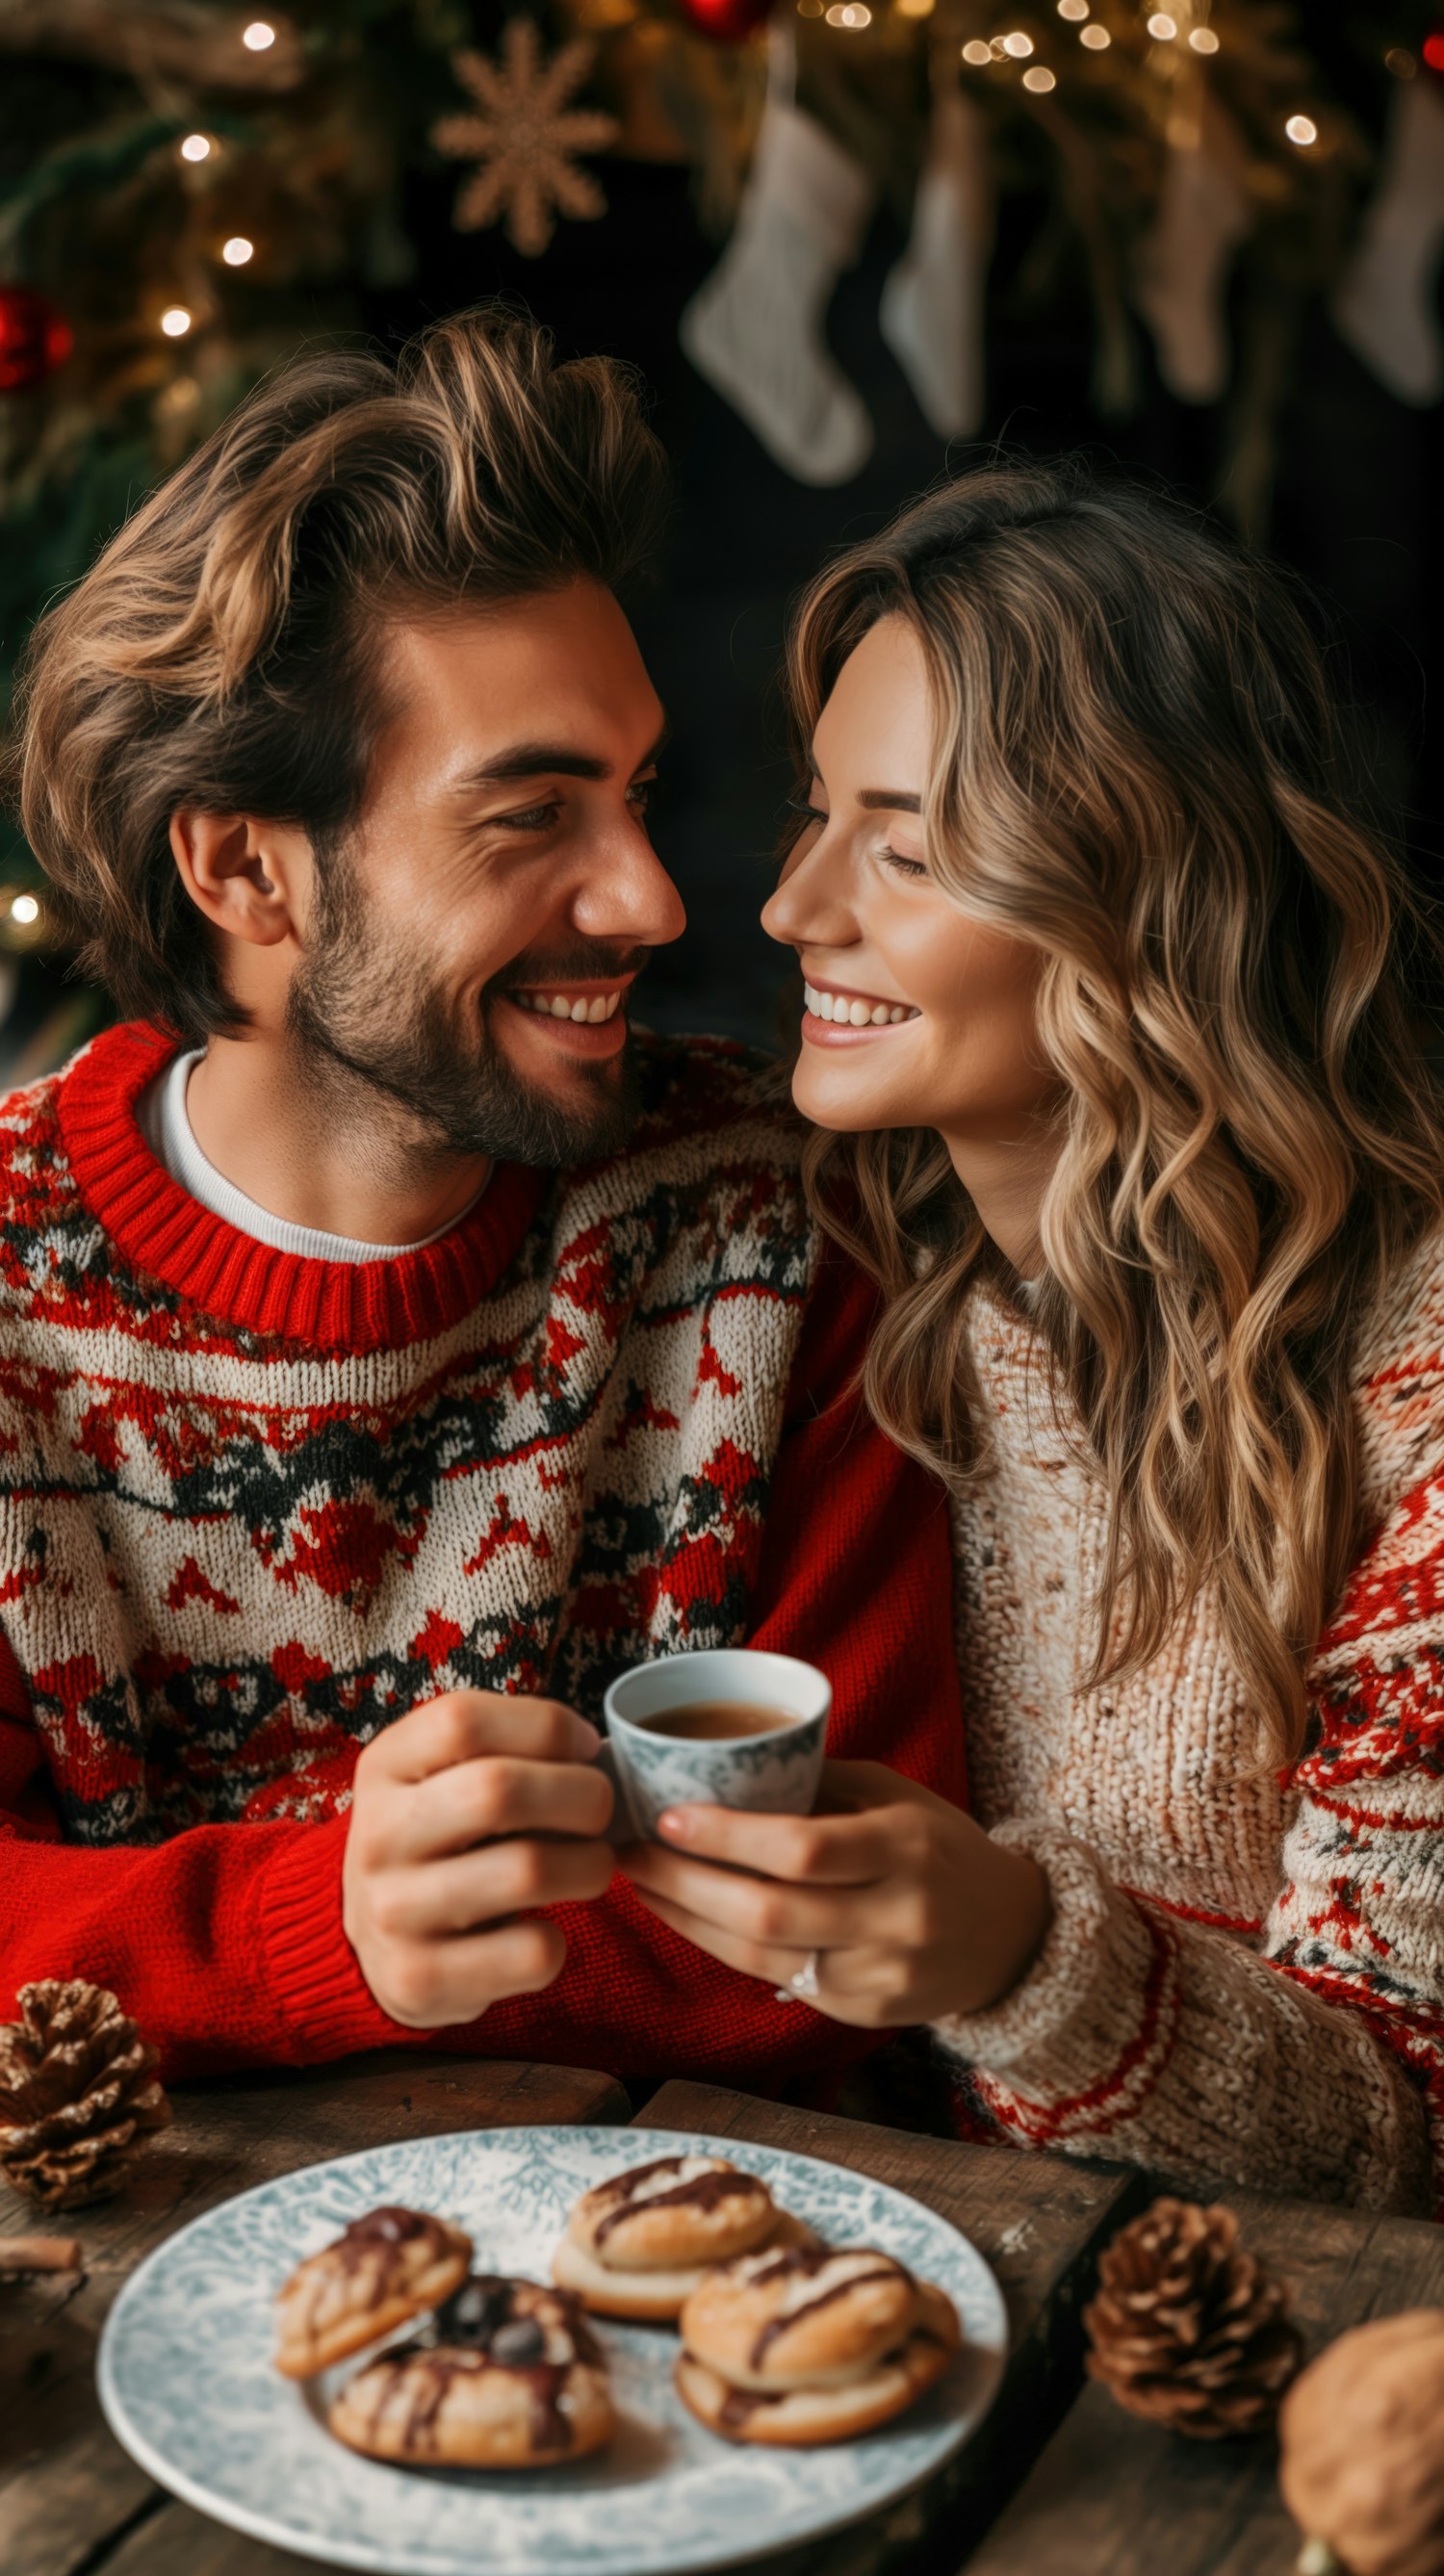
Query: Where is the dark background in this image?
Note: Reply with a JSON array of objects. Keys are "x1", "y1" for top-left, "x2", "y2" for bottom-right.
[
  {"x1": 1, "y1": 13, "x2": 1438, "y2": 1063},
  {"x1": 370, "y1": 70, "x2": 1440, "y2": 1050}
]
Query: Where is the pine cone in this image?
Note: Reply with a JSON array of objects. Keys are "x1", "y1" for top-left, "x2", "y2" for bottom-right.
[
  {"x1": 1083, "y1": 2195, "x2": 1302, "y2": 2440},
  {"x1": 0, "y1": 1979, "x2": 170, "y2": 2212}
]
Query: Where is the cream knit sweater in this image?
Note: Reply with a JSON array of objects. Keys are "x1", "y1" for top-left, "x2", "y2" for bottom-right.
[{"x1": 932, "y1": 1226, "x2": 1444, "y2": 2216}]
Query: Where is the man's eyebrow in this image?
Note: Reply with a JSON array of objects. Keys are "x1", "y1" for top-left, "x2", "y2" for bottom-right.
[
  {"x1": 451, "y1": 723, "x2": 669, "y2": 792},
  {"x1": 455, "y1": 742, "x2": 609, "y2": 788}
]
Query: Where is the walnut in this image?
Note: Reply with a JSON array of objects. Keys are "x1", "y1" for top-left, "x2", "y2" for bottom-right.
[{"x1": 1279, "y1": 2310, "x2": 1444, "y2": 2576}]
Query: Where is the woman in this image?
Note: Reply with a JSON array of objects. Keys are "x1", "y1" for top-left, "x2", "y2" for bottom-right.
[{"x1": 622, "y1": 461, "x2": 1444, "y2": 2215}]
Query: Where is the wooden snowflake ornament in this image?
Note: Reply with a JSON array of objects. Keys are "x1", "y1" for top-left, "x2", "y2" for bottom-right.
[{"x1": 432, "y1": 19, "x2": 619, "y2": 259}]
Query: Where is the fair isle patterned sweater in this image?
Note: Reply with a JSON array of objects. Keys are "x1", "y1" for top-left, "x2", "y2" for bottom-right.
[
  {"x1": 0, "y1": 1020, "x2": 965, "y2": 2088},
  {"x1": 931, "y1": 1251, "x2": 1444, "y2": 2217}
]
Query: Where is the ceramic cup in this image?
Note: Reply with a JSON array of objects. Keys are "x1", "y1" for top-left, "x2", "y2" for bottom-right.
[{"x1": 598, "y1": 1647, "x2": 831, "y2": 1842}]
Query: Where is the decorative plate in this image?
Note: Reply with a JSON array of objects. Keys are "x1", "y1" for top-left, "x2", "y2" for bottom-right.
[{"x1": 97, "y1": 2124, "x2": 1007, "y2": 2576}]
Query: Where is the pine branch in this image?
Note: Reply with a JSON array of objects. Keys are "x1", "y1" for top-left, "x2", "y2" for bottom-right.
[{"x1": 0, "y1": 0, "x2": 307, "y2": 92}]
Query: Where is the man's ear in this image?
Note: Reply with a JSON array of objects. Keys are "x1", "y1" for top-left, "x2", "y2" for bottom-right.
[{"x1": 168, "y1": 811, "x2": 310, "y2": 948}]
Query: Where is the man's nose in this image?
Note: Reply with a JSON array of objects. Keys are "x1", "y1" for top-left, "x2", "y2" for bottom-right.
[{"x1": 572, "y1": 815, "x2": 686, "y2": 950}]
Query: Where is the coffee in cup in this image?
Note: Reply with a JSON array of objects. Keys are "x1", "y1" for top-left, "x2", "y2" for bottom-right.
[
  {"x1": 639, "y1": 1700, "x2": 797, "y2": 1742},
  {"x1": 598, "y1": 1649, "x2": 830, "y2": 1841}
]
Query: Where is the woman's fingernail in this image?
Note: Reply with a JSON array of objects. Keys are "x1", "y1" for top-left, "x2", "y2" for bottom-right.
[
  {"x1": 575, "y1": 1717, "x2": 601, "y2": 1757},
  {"x1": 658, "y1": 1809, "x2": 692, "y2": 1840}
]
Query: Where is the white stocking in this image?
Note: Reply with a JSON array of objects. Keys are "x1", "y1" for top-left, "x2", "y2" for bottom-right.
[
  {"x1": 1332, "y1": 73, "x2": 1444, "y2": 406},
  {"x1": 1134, "y1": 107, "x2": 1251, "y2": 403},
  {"x1": 680, "y1": 96, "x2": 877, "y2": 485},
  {"x1": 880, "y1": 86, "x2": 993, "y2": 440}
]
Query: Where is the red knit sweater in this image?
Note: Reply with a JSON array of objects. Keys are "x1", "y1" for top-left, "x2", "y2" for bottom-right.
[{"x1": 0, "y1": 1023, "x2": 966, "y2": 2089}]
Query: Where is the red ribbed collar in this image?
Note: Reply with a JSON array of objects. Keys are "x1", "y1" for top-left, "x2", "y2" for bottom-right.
[{"x1": 59, "y1": 1021, "x2": 548, "y2": 1354}]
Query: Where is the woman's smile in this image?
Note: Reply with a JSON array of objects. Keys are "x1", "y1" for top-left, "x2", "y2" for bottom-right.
[{"x1": 800, "y1": 977, "x2": 920, "y2": 1042}]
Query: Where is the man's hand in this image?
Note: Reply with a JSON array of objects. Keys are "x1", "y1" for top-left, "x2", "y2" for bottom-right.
[
  {"x1": 342, "y1": 1691, "x2": 615, "y2": 2028},
  {"x1": 619, "y1": 1760, "x2": 1050, "y2": 2027}
]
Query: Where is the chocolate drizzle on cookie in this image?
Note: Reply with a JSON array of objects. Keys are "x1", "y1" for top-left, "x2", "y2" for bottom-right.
[
  {"x1": 745, "y1": 2250, "x2": 915, "y2": 2371},
  {"x1": 717, "y1": 2383, "x2": 785, "y2": 2430},
  {"x1": 592, "y1": 2157, "x2": 769, "y2": 2248},
  {"x1": 395, "y1": 2275, "x2": 592, "y2": 2454},
  {"x1": 425, "y1": 2273, "x2": 512, "y2": 2347},
  {"x1": 338, "y1": 2206, "x2": 435, "y2": 2256},
  {"x1": 326, "y1": 2206, "x2": 447, "y2": 2301}
]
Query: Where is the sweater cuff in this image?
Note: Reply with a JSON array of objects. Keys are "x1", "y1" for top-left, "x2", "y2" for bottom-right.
[
  {"x1": 932, "y1": 1820, "x2": 1167, "y2": 2102},
  {"x1": 258, "y1": 1815, "x2": 400, "y2": 2060}
]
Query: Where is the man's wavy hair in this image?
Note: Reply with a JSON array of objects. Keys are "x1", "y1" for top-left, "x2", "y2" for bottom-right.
[
  {"x1": 788, "y1": 462, "x2": 1444, "y2": 1765},
  {"x1": 7, "y1": 308, "x2": 667, "y2": 1047}
]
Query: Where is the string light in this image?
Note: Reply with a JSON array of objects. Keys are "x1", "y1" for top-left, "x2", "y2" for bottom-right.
[
  {"x1": 824, "y1": 6, "x2": 870, "y2": 27},
  {"x1": 222, "y1": 235, "x2": 255, "y2": 264},
  {"x1": 242, "y1": 19, "x2": 276, "y2": 46},
  {"x1": 1057, "y1": 0, "x2": 1089, "y2": 16},
  {"x1": 179, "y1": 134, "x2": 212, "y2": 163},
  {"x1": 1285, "y1": 114, "x2": 1318, "y2": 145},
  {"x1": 796, "y1": 2, "x2": 824, "y2": 17},
  {"x1": 9, "y1": 895, "x2": 39, "y2": 926},
  {"x1": 1384, "y1": 47, "x2": 1415, "y2": 77},
  {"x1": 1147, "y1": 13, "x2": 1177, "y2": 36},
  {"x1": 1022, "y1": 63, "x2": 1056, "y2": 89},
  {"x1": 160, "y1": 305, "x2": 193, "y2": 336},
  {"x1": 896, "y1": 0, "x2": 936, "y2": 17},
  {"x1": 1424, "y1": 33, "x2": 1444, "y2": 70},
  {"x1": 1002, "y1": 30, "x2": 1034, "y2": 55},
  {"x1": 1078, "y1": 20, "x2": 1110, "y2": 43},
  {"x1": 962, "y1": 38, "x2": 993, "y2": 62},
  {"x1": 155, "y1": 374, "x2": 200, "y2": 421},
  {"x1": 1188, "y1": 25, "x2": 1220, "y2": 50}
]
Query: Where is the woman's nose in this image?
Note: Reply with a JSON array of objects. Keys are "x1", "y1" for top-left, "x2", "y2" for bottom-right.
[{"x1": 761, "y1": 836, "x2": 858, "y2": 952}]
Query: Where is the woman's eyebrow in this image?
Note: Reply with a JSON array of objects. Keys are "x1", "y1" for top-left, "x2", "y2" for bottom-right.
[{"x1": 857, "y1": 788, "x2": 923, "y2": 813}]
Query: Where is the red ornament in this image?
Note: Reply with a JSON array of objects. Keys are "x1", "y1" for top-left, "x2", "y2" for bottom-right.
[
  {"x1": 0, "y1": 287, "x2": 73, "y2": 395},
  {"x1": 676, "y1": 0, "x2": 776, "y2": 42}
]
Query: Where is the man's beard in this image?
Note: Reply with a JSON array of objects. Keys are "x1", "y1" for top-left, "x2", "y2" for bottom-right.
[{"x1": 286, "y1": 860, "x2": 643, "y2": 1170}]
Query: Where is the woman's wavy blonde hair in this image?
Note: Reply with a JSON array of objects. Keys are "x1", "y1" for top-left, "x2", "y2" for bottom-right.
[{"x1": 788, "y1": 462, "x2": 1444, "y2": 1764}]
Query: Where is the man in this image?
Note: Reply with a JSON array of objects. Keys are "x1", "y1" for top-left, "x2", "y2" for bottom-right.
[{"x1": 0, "y1": 310, "x2": 963, "y2": 2092}]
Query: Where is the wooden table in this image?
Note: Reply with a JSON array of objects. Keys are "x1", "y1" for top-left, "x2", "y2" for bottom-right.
[
  {"x1": 2, "y1": 2054, "x2": 630, "y2": 2576},
  {"x1": 967, "y1": 2186, "x2": 1444, "y2": 2576},
  {"x1": 5, "y1": 2062, "x2": 1436, "y2": 2576}
]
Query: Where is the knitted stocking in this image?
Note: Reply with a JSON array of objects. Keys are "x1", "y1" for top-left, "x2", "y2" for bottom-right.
[
  {"x1": 880, "y1": 85, "x2": 993, "y2": 439},
  {"x1": 1134, "y1": 109, "x2": 1251, "y2": 403},
  {"x1": 1332, "y1": 72, "x2": 1444, "y2": 406},
  {"x1": 680, "y1": 96, "x2": 877, "y2": 485}
]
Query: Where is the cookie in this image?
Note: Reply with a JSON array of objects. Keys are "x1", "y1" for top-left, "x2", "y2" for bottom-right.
[
  {"x1": 553, "y1": 2204, "x2": 816, "y2": 2322},
  {"x1": 561, "y1": 2154, "x2": 779, "y2": 2281},
  {"x1": 680, "y1": 2244, "x2": 932, "y2": 2392},
  {"x1": 274, "y1": 2205, "x2": 473, "y2": 2379},
  {"x1": 328, "y1": 2275, "x2": 614, "y2": 2468},
  {"x1": 675, "y1": 2307, "x2": 957, "y2": 2447}
]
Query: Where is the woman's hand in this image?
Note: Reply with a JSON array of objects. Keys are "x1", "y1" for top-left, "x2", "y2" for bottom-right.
[{"x1": 618, "y1": 1760, "x2": 1050, "y2": 2027}]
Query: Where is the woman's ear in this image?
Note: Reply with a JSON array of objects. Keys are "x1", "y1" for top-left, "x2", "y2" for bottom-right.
[{"x1": 168, "y1": 810, "x2": 310, "y2": 948}]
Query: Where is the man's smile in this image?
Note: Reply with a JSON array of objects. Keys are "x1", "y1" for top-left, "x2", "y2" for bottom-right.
[{"x1": 498, "y1": 973, "x2": 637, "y2": 1059}]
